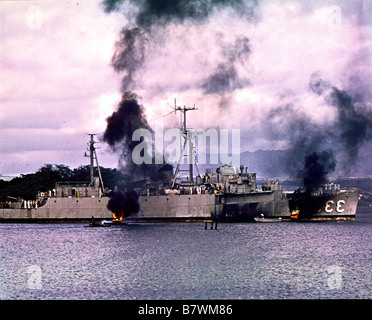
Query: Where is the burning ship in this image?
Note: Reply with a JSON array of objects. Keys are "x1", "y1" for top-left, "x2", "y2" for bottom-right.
[
  {"x1": 288, "y1": 185, "x2": 359, "y2": 221},
  {"x1": 0, "y1": 104, "x2": 359, "y2": 223}
]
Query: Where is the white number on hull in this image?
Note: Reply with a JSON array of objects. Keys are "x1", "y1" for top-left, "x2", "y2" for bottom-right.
[
  {"x1": 336, "y1": 200, "x2": 345, "y2": 213},
  {"x1": 325, "y1": 200, "x2": 345, "y2": 213},
  {"x1": 325, "y1": 200, "x2": 334, "y2": 213}
]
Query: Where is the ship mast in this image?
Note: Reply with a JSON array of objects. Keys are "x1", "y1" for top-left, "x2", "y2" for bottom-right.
[
  {"x1": 171, "y1": 99, "x2": 197, "y2": 188},
  {"x1": 87, "y1": 134, "x2": 105, "y2": 194}
]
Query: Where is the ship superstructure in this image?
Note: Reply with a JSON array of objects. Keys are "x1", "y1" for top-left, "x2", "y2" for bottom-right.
[{"x1": 0, "y1": 105, "x2": 359, "y2": 222}]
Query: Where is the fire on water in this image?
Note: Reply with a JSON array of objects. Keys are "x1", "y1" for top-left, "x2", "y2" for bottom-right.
[{"x1": 112, "y1": 211, "x2": 125, "y2": 222}]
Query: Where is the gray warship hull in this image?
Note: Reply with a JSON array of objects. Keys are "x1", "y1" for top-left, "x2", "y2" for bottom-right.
[
  {"x1": 0, "y1": 188, "x2": 358, "y2": 223},
  {"x1": 0, "y1": 194, "x2": 214, "y2": 223},
  {"x1": 288, "y1": 189, "x2": 359, "y2": 221},
  {"x1": 0, "y1": 135, "x2": 359, "y2": 223}
]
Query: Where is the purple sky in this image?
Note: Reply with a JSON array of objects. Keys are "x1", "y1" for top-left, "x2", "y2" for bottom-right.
[{"x1": 1, "y1": 0, "x2": 371, "y2": 176}]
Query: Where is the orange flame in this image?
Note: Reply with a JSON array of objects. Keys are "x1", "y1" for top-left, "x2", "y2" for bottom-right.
[
  {"x1": 112, "y1": 211, "x2": 125, "y2": 222},
  {"x1": 291, "y1": 209, "x2": 299, "y2": 220}
]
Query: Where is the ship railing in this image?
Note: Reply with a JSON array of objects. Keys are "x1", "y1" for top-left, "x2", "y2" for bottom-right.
[
  {"x1": 55, "y1": 181, "x2": 91, "y2": 188},
  {"x1": 2, "y1": 199, "x2": 43, "y2": 209},
  {"x1": 138, "y1": 185, "x2": 217, "y2": 196}
]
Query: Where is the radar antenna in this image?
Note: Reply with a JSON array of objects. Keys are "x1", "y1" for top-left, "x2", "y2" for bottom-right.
[
  {"x1": 171, "y1": 99, "x2": 198, "y2": 188},
  {"x1": 85, "y1": 134, "x2": 105, "y2": 194}
]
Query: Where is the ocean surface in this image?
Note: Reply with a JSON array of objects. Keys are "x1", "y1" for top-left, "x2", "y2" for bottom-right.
[{"x1": 0, "y1": 209, "x2": 371, "y2": 300}]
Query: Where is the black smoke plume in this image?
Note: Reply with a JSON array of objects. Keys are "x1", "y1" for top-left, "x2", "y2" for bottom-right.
[
  {"x1": 107, "y1": 189, "x2": 139, "y2": 219},
  {"x1": 101, "y1": 1, "x2": 371, "y2": 191},
  {"x1": 111, "y1": 28, "x2": 149, "y2": 92},
  {"x1": 266, "y1": 103, "x2": 334, "y2": 192},
  {"x1": 201, "y1": 37, "x2": 251, "y2": 108},
  {"x1": 101, "y1": 0, "x2": 257, "y2": 178},
  {"x1": 103, "y1": 92, "x2": 163, "y2": 181},
  {"x1": 302, "y1": 152, "x2": 336, "y2": 194},
  {"x1": 103, "y1": 92, "x2": 150, "y2": 151},
  {"x1": 103, "y1": 0, "x2": 256, "y2": 99},
  {"x1": 268, "y1": 73, "x2": 372, "y2": 192},
  {"x1": 329, "y1": 86, "x2": 371, "y2": 168},
  {"x1": 309, "y1": 73, "x2": 372, "y2": 165},
  {"x1": 202, "y1": 37, "x2": 251, "y2": 95},
  {"x1": 103, "y1": 0, "x2": 248, "y2": 24}
]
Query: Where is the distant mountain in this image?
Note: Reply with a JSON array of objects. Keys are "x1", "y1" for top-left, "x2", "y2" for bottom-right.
[
  {"x1": 240, "y1": 149, "x2": 290, "y2": 178},
  {"x1": 195, "y1": 148, "x2": 372, "y2": 179}
]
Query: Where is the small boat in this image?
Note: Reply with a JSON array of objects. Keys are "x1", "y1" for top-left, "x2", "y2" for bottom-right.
[
  {"x1": 87, "y1": 219, "x2": 111, "y2": 227},
  {"x1": 100, "y1": 219, "x2": 128, "y2": 226},
  {"x1": 254, "y1": 214, "x2": 282, "y2": 223}
]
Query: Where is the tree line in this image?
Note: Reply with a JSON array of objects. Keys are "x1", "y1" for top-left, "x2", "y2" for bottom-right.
[{"x1": 0, "y1": 164, "x2": 129, "y2": 201}]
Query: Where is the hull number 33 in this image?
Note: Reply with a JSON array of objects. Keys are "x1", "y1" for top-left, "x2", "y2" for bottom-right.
[{"x1": 325, "y1": 200, "x2": 345, "y2": 213}]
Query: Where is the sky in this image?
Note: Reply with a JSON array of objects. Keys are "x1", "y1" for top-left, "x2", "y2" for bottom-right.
[
  {"x1": 0, "y1": 0, "x2": 124, "y2": 175},
  {"x1": 1, "y1": 0, "x2": 371, "y2": 176}
]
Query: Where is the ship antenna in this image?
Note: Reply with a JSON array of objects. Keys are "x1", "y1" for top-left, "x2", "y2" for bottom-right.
[
  {"x1": 86, "y1": 133, "x2": 105, "y2": 194},
  {"x1": 171, "y1": 100, "x2": 198, "y2": 188}
]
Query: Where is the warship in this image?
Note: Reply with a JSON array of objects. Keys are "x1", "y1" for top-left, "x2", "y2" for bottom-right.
[
  {"x1": 288, "y1": 185, "x2": 359, "y2": 221},
  {"x1": 0, "y1": 107, "x2": 359, "y2": 223}
]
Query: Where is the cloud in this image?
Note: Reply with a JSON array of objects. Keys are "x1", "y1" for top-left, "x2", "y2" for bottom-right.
[
  {"x1": 0, "y1": 0, "x2": 123, "y2": 174},
  {"x1": 101, "y1": 0, "x2": 372, "y2": 181},
  {"x1": 104, "y1": 0, "x2": 371, "y2": 135},
  {"x1": 1, "y1": 0, "x2": 371, "y2": 177}
]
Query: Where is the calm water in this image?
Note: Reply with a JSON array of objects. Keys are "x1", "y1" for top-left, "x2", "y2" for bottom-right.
[{"x1": 0, "y1": 211, "x2": 371, "y2": 300}]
